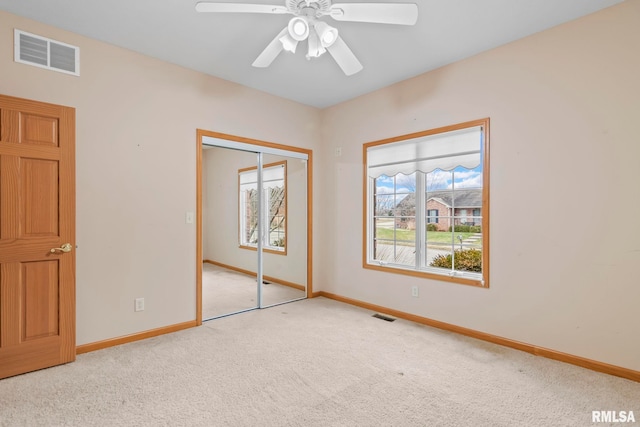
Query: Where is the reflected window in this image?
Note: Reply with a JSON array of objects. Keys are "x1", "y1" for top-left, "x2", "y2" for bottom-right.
[
  {"x1": 364, "y1": 119, "x2": 489, "y2": 287},
  {"x1": 239, "y1": 161, "x2": 286, "y2": 254}
]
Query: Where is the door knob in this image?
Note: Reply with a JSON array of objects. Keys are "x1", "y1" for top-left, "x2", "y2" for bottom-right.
[{"x1": 50, "y1": 243, "x2": 73, "y2": 253}]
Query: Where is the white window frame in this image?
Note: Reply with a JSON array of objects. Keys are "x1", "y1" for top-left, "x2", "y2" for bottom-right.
[{"x1": 363, "y1": 119, "x2": 490, "y2": 288}]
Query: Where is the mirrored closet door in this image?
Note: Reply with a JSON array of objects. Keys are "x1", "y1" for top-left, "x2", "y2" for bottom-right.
[
  {"x1": 259, "y1": 152, "x2": 307, "y2": 308},
  {"x1": 200, "y1": 135, "x2": 309, "y2": 320},
  {"x1": 202, "y1": 146, "x2": 260, "y2": 318}
]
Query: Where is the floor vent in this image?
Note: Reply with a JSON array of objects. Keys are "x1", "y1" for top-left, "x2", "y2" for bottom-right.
[
  {"x1": 14, "y1": 29, "x2": 79, "y2": 76},
  {"x1": 372, "y1": 313, "x2": 396, "y2": 322}
]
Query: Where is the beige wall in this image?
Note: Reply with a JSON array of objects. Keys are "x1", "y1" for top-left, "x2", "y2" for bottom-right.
[
  {"x1": 319, "y1": 1, "x2": 640, "y2": 371},
  {"x1": 202, "y1": 147, "x2": 308, "y2": 286},
  {"x1": 2, "y1": 0, "x2": 639, "y2": 373},
  {"x1": 0, "y1": 11, "x2": 320, "y2": 345}
]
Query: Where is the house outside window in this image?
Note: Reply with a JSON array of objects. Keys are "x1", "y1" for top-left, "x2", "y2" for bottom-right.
[
  {"x1": 363, "y1": 119, "x2": 490, "y2": 287},
  {"x1": 239, "y1": 161, "x2": 287, "y2": 254}
]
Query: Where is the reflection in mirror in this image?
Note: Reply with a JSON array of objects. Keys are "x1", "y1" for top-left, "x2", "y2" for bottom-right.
[
  {"x1": 239, "y1": 161, "x2": 287, "y2": 253},
  {"x1": 260, "y1": 153, "x2": 307, "y2": 308},
  {"x1": 202, "y1": 146, "x2": 259, "y2": 319}
]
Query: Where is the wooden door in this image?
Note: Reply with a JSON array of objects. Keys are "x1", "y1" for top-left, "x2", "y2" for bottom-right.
[{"x1": 0, "y1": 94, "x2": 75, "y2": 379}]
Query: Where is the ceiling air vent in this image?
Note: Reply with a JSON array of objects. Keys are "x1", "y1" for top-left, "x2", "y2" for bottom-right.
[{"x1": 14, "y1": 29, "x2": 79, "y2": 76}]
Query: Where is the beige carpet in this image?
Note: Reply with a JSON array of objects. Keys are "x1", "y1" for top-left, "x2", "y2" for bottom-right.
[{"x1": 1, "y1": 297, "x2": 638, "y2": 426}]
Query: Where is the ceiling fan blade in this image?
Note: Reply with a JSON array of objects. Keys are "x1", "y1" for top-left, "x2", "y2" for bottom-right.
[
  {"x1": 326, "y1": 36, "x2": 363, "y2": 76},
  {"x1": 330, "y1": 3, "x2": 418, "y2": 25},
  {"x1": 252, "y1": 28, "x2": 288, "y2": 68},
  {"x1": 195, "y1": 2, "x2": 288, "y2": 14}
]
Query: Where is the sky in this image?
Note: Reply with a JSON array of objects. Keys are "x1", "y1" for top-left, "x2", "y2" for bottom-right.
[{"x1": 375, "y1": 165, "x2": 483, "y2": 196}]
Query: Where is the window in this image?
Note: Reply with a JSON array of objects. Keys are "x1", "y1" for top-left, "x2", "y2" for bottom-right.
[
  {"x1": 459, "y1": 209, "x2": 468, "y2": 224},
  {"x1": 427, "y1": 209, "x2": 439, "y2": 224},
  {"x1": 239, "y1": 161, "x2": 287, "y2": 254},
  {"x1": 472, "y1": 208, "x2": 481, "y2": 226},
  {"x1": 363, "y1": 119, "x2": 489, "y2": 287}
]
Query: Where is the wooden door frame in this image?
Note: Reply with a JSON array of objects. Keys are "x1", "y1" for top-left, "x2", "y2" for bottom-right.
[{"x1": 195, "y1": 130, "x2": 313, "y2": 325}]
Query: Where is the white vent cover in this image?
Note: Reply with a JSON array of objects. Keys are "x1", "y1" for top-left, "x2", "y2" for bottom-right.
[{"x1": 14, "y1": 29, "x2": 79, "y2": 76}]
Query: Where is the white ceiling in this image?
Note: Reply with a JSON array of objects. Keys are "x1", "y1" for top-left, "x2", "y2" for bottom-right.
[{"x1": 0, "y1": 0, "x2": 624, "y2": 108}]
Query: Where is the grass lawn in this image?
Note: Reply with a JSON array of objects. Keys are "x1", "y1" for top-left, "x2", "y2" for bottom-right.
[{"x1": 375, "y1": 228, "x2": 479, "y2": 245}]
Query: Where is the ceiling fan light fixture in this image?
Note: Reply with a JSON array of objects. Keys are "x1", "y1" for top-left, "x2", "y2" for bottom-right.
[
  {"x1": 279, "y1": 33, "x2": 299, "y2": 53},
  {"x1": 322, "y1": 31, "x2": 336, "y2": 46},
  {"x1": 314, "y1": 21, "x2": 338, "y2": 48},
  {"x1": 306, "y1": 30, "x2": 326, "y2": 59},
  {"x1": 287, "y1": 16, "x2": 310, "y2": 41}
]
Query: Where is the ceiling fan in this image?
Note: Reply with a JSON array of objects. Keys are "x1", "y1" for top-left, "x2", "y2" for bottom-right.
[{"x1": 195, "y1": 1, "x2": 418, "y2": 76}]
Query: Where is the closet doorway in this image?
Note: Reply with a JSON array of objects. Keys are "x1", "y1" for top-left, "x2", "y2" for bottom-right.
[{"x1": 196, "y1": 130, "x2": 312, "y2": 322}]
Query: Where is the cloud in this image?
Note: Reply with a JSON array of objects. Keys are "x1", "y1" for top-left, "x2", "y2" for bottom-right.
[
  {"x1": 375, "y1": 186, "x2": 394, "y2": 195},
  {"x1": 426, "y1": 170, "x2": 451, "y2": 190},
  {"x1": 454, "y1": 171, "x2": 483, "y2": 188},
  {"x1": 396, "y1": 173, "x2": 416, "y2": 188},
  {"x1": 425, "y1": 168, "x2": 482, "y2": 190},
  {"x1": 375, "y1": 173, "x2": 416, "y2": 193}
]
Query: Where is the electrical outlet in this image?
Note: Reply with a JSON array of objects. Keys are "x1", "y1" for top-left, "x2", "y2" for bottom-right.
[
  {"x1": 135, "y1": 297, "x2": 145, "y2": 312},
  {"x1": 335, "y1": 147, "x2": 342, "y2": 157},
  {"x1": 411, "y1": 286, "x2": 419, "y2": 298}
]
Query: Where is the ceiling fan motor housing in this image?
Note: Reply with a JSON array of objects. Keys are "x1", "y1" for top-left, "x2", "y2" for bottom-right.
[{"x1": 286, "y1": 0, "x2": 332, "y2": 17}]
